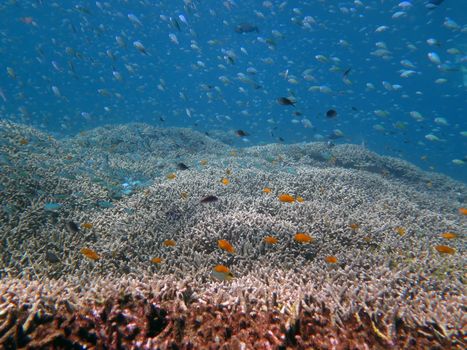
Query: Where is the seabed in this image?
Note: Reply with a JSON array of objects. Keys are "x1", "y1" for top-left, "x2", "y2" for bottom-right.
[{"x1": 0, "y1": 121, "x2": 465, "y2": 349}]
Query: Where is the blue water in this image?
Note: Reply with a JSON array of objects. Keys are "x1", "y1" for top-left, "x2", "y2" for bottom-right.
[{"x1": 0, "y1": 0, "x2": 466, "y2": 182}]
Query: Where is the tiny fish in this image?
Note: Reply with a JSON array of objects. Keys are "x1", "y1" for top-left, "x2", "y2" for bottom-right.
[
  {"x1": 395, "y1": 227, "x2": 406, "y2": 236},
  {"x1": 81, "y1": 222, "x2": 93, "y2": 229},
  {"x1": 326, "y1": 109, "x2": 337, "y2": 118},
  {"x1": 220, "y1": 178, "x2": 230, "y2": 185},
  {"x1": 218, "y1": 239, "x2": 235, "y2": 253},
  {"x1": 200, "y1": 195, "x2": 218, "y2": 203},
  {"x1": 235, "y1": 23, "x2": 259, "y2": 33},
  {"x1": 133, "y1": 40, "x2": 148, "y2": 55},
  {"x1": 212, "y1": 265, "x2": 234, "y2": 281},
  {"x1": 434, "y1": 245, "x2": 455, "y2": 255},
  {"x1": 45, "y1": 251, "x2": 60, "y2": 263},
  {"x1": 263, "y1": 236, "x2": 278, "y2": 244},
  {"x1": 80, "y1": 247, "x2": 100, "y2": 261},
  {"x1": 324, "y1": 255, "x2": 338, "y2": 264},
  {"x1": 343, "y1": 67, "x2": 352, "y2": 78},
  {"x1": 277, "y1": 97, "x2": 295, "y2": 106},
  {"x1": 65, "y1": 221, "x2": 79, "y2": 234},
  {"x1": 426, "y1": 0, "x2": 444, "y2": 9},
  {"x1": 440, "y1": 232, "x2": 457, "y2": 239},
  {"x1": 177, "y1": 162, "x2": 189, "y2": 170},
  {"x1": 151, "y1": 257, "x2": 163, "y2": 264},
  {"x1": 163, "y1": 239, "x2": 176, "y2": 247},
  {"x1": 166, "y1": 173, "x2": 176, "y2": 180},
  {"x1": 235, "y1": 130, "x2": 249, "y2": 137},
  {"x1": 294, "y1": 233, "x2": 313, "y2": 243},
  {"x1": 278, "y1": 193, "x2": 295, "y2": 203}
]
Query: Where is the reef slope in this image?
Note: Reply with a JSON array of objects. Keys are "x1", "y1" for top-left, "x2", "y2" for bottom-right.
[{"x1": 0, "y1": 121, "x2": 465, "y2": 349}]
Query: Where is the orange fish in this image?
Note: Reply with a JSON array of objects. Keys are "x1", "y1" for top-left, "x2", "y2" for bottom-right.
[
  {"x1": 278, "y1": 194, "x2": 295, "y2": 203},
  {"x1": 19, "y1": 138, "x2": 28, "y2": 145},
  {"x1": 434, "y1": 245, "x2": 455, "y2": 255},
  {"x1": 151, "y1": 257, "x2": 163, "y2": 264},
  {"x1": 296, "y1": 196, "x2": 304, "y2": 203},
  {"x1": 349, "y1": 223, "x2": 359, "y2": 230},
  {"x1": 324, "y1": 255, "x2": 338, "y2": 264},
  {"x1": 218, "y1": 239, "x2": 235, "y2": 253},
  {"x1": 212, "y1": 265, "x2": 234, "y2": 281},
  {"x1": 214, "y1": 265, "x2": 230, "y2": 273},
  {"x1": 163, "y1": 239, "x2": 176, "y2": 247},
  {"x1": 395, "y1": 227, "x2": 406, "y2": 236},
  {"x1": 80, "y1": 222, "x2": 93, "y2": 229},
  {"x1": 221, "y1": 178, "x2": 230, "y2": 185},
  {"x1": 294, "y1": 233, "x2": 313, "y2": 243},
  {"x1": 166, "y1": 173, "x2": 176, "y2": 180},
  {"x1": 458, "y1": 208, "x2": 467, "y2": 215},
  {"x1": 440, "y1": 232, "x2": 457, "y2": 239},
  {"x1": 263, "y1": 236, "x2": 278, "y2": 244},
  {"x1": 200, "y1": 159, "x2": 208, "y2": 166},
  {"x1": 262, "y1": 187, "x2": 272, "y2": 194},
  {"x1": 80, "y1": 248, "x2": 100, "y2": 261}
]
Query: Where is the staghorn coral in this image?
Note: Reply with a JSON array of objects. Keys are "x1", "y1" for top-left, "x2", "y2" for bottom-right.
[
  {"x1": 0, "y1": 121, "x2": 465, "y2": 348},
  {"x1": 0, "y1": 276, "x2": 464, "y2": 349}
]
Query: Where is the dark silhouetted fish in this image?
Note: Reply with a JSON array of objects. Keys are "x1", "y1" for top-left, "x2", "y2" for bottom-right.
[
  {"x1": 343, "y1": 67, "x2": 351, "y2": 78},
  {"x1": 235, "y1": 130, "x2": 249, "y2": 137},
  {"x1": 177, "y1": 162, "x2": 189, "y2": 170},
  {"x1": 426, "y1": 0, "x2": 444, "y2": 8},
  {"x1": 200, "y1": 195, "x2": 219, "y2": 203},
  {"x1": 277, "y1": 97, "x2": 295, "y2": 106},
  {"x1": 235, "y1": 23, "x2": 259, "y2": 33},
  {"x1": 65, "y1": 221, "x2": 79, "y2": 233},
  {"x1": 326, "y1": 109, "x2": 337, "y2": 118},
  {"x1": 170, "y1": 17, "x2": 181, "y2": 31},
  {"x1": 45, "y1": 251, "x2": 60, "y2": 263}
]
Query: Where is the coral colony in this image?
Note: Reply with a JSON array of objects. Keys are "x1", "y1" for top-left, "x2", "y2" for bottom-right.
[{"x1": 0, "y1": 121, "x2": 465, "y2": 348}]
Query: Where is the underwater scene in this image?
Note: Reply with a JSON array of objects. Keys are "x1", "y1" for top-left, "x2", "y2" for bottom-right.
[{"x1": 0, "y1": 0, "x2": 465, "y2": 349}]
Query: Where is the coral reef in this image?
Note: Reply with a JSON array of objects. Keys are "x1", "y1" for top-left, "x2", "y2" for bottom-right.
[
  {"x1": 0, "y1": 121, "x2": 465, "y2": 348},
  {"x1": 0, "y1": 276, "x2": 464, "y2": 349}
]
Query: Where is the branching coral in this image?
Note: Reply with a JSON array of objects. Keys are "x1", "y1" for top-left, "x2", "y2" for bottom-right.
[{"x1": 0, "y1": 121, "x2": 465, "y2": 348}]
